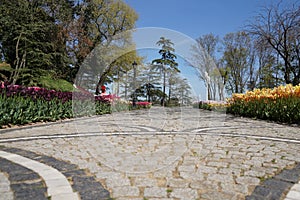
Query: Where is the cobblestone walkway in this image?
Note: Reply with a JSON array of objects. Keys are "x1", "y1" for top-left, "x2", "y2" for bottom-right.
[{"x1": 0, "y1": 106, "x2": 299, "y2": 199}]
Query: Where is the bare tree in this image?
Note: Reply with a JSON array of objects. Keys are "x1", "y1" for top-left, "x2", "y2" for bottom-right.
[
  {"x1": 191, "y1": 33, "x2": 221, "y2": 100},
  {"x1": 254, "y1": 38, "x2": 283, "y2": 88},
  {"x1": 222, "y1": 31, "x2": 257, "y2": 94},
  {"x1": 247, "y1": 2, "x2": 300, "y2": 85}
]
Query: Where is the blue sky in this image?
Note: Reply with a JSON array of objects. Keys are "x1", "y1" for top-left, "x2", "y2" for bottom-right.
[
  {"x1": 124, "y1": 0, "x2": 290, "y2": 39},
  {"x1": 121, "y1": 0, "x2": 297, "y2": 100}
]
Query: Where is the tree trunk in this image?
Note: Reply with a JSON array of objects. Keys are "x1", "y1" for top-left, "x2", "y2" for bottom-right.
[
  {"x1": 10, "y1": 32, "x2": 26, "y2": 85},
  {"x1": 147, "y1": 84, "x2": 151, "y2": 102},
  {"x1": 207, "y1": 83, "x2": 211, "y2": 100},
  {"x1": 162, "y1": 67, "x2": 166, "y2": 106},
  {"x1": 168, "y1": 82, "x2": 171, "y2": 103},
  {"x1": 125, "y1": 73, "x2": 128, "y2": 99}
]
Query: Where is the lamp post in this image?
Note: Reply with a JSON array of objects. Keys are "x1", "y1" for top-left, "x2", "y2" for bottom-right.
[{"x1": 132, "y1": 61, "x2": 137, "y2": 107}]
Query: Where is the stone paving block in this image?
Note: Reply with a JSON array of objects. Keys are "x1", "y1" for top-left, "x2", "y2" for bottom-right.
[
  {"x1": 218, "y1": 167, "x2": 240, "y2": 176},
  {"x1": 0, "y1": 161, "x2": 32, "y2": 175},
  {"x1": 79, "y1": 189, "x2": 110, "y2": 200},
  {"x1": 251, "y1": 186, "x2": 272, "y2": 197},
  {"x1": 179, "y1": 171, "x2": 199, "y2": 180},
  {"x1": 267, "y1": 189, "x2": 286, "y2": 200},
  {"x1": 236, "y1": 176, "x2": 260, "y2": 185},
  {"x1": 206, "y1": 161, "x2": 227, "y2": 168},
  {"x1": 63, "y1": 169, "x2": 86, "y2": 178},
  {"x1": 196, "y1": 165, "x2": 218, "y2": 174},
  {"x1": 207, "y1": 174, "x2": 234, "y2": 183},
  {"x1": 200, "y1": 190, "x2": 235, "y2": 200},
  {"x1": 112, "y1": 186, "x2": 140, "y2": 198},
  {"x1": 244, "y1": 170, "x2": 266, "y2": 177},
  {"x1": 230, "y1": 163, "x2": 251, "y2": 170},
  {"x1": 245, "y1": 194, "x2": 265, "y2": 200},
  {"x1": 274, "y1": 169, "x2": 300, "y2": 183},
  {"x1": 11, "y1": 181, "x2": 48, "y2": 200},
  {"x1": 189, "y1": 180, "x2": 216, "y2": 191},
  {"x1": 153, "y1": 169, "x2": 173, "y2": 178},
  {"x1": 8, "y1": 172, "x2": 40, "y2": 182},
  {"x1": 72, "y1": 176, "x2": 106, "y2": 193},
  {"x1": 106, "y1": 177, "x2": 131, "y2": 187},
  {"x1": 244, "y1": 159, "x2": 264, "y2": 167},
  {"x1": 134, "y1": 177, "x2": 157, "y2": 187},
  {"x1": 263, "y1": 179, "x2": 293, "y2": 190},
  {"x1": 177, "y1": 165, "x2": 196, "y2": 172},
  {"x1": 222, "y1": 182, "x2": 248, "y2": 194},
  {"x1": 166, "y1": 177, "x2": 190, "y2": 188},
  {"x1": 144, "y1": 187, "x2": 168, "y2": 198},
  {"x1": 169, "y1": 188, "x2": 198, "y2": 199}
]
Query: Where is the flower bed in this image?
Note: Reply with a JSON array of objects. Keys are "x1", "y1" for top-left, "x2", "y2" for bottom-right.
[
  {"x1": 0, "y1": 90, "x2": 73, "y2": 127},
  {"x1": 0, "y1": 82, "x2": 152, "y2": 128},
  {"x1": 136, "y1": 101, "x2": 152, "y2": 109},
  {"x1": 193, "y1": 100, "x2": 228, "y2": 112},
  {"x1": 0, "y1": 82, "x2": 110, "y2": 128},
  {"x1": 227, "y1": 84, "x2": 300, "y2": 124}
]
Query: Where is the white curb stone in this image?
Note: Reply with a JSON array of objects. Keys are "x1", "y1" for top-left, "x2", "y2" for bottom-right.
[
  {"x1": 0, "y1": 150, "x2": 79, "y2": 200},
  {"x1": 285, "y1": 182, "x2": 300, "y2": 200}
]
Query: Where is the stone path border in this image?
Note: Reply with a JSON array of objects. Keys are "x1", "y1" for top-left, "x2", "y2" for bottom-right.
[
  {"x1": 0, "y1": 147, "x2": 111, "y2": 200},
  {"x1": 0, "y1": 150, "x2": 79, "y2": 200},
  {"x1": 245, "y1": 163, "x2": 300, "y2": 200},
  {"x1": 0, "y1": 157, "x2": 47, "y2": 200},
  {"x1": 285, "y1": 181, "x2": 300, "y2": 200},
  {"x1": 0, "y1": 170, "x2": 13, "y2": 200}
]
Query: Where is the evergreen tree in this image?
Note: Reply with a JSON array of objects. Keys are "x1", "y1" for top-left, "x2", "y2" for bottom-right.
[{"x1": 152, "y1": 37, "x2": 179, "y2": 106}]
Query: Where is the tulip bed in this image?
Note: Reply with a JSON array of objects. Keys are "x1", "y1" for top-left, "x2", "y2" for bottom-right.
[
  {"x1": 0, "y1": 83, "x2": 111, "y2": 128},
  {"x1": 0, "y1": 86, "x2": 71, "y2": 127},
  {"x1": 192, "y1": 100, "x2": 228, "y2": 112},
  {"x1": 0, "y1": 83, "x2": 153, "y2": 128},
  {"x1": 193, "y1": 100, "x2": 228, "y2": 112},
  {"x1": 227, "y1": 84, "x2": 300, "y2": 124},
  {"x1": 136, "y1": 101, "x2": 152, "y2": 109}
]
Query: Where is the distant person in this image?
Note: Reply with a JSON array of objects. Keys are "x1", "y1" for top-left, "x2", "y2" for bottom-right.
[{"x1": 101, "y1": 85, "x2": 106, "y2": 96}]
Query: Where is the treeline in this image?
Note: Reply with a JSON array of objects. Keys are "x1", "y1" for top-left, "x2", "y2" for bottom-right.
[
  {"x1": 0, "y1": 0, "x2": 138, "y2": 90},
  {"x1": 191, "y1": 1, "x2": 300, "y2": 100}
]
